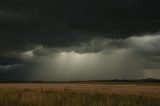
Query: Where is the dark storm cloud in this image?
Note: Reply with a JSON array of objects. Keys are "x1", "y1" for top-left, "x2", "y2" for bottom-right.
[
  {"x1": 0, "y1": 64, "x2": 34, "y2": 81},
  {"x1": 0, "y1": 0, "x2": 160, "y2": 53},
  {"x1": 0, "y1": 0, "x2": 160, "y2": 80}
]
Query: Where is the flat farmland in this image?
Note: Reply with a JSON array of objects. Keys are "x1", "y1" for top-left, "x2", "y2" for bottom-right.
[{"x1": 0, "y1": 83, "x2": 160, "y2": 106}]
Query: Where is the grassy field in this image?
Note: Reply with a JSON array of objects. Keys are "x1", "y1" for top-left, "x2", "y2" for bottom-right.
[{"x1": 0, "y1": 83, "x2": 159, "y2": 106}]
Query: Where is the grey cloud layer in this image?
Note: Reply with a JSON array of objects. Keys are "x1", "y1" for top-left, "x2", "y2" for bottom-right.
[
  {"x1": 0, "y1": 0, "x2": 160, "y2": 80},
  {"x1": 0, "y1": 34, "x2": 160, "y2": 81},
  {"x1": 10, "y1": 34, "x2": 159, "y2": 81},
  {"x1": 0, "y1": 0, "x2": 160, "y2": 55}
]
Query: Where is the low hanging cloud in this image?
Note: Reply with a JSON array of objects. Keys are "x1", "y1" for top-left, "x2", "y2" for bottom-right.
[{"x1": 5, "y1": 34, "x2": 157, "y2": 81}]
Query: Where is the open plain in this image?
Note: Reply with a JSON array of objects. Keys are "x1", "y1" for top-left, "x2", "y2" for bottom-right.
[{"x1": 0, "y1": 83, "x2": 159, "y2": 106}]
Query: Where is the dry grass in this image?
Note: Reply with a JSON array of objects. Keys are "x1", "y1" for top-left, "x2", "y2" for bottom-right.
[{"x1": 0, "y1": 83, "x2": 159, "y2": 106}]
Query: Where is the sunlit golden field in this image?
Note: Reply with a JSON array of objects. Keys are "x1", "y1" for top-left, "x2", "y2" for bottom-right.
[{"x1": 0, "y1": 83, "x2": 160, "y2": 106}]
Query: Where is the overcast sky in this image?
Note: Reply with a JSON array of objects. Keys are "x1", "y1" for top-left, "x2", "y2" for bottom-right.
[{"x1": 0, "y1": 0, "x2": 160, "y2": 81}]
